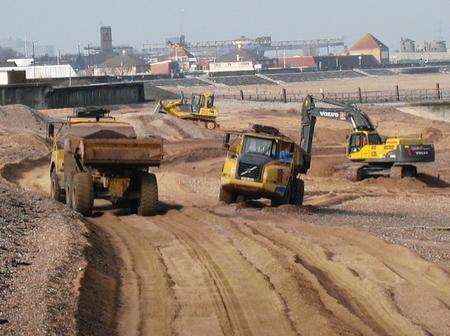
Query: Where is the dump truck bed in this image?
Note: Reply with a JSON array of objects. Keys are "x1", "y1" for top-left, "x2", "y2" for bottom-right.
[{"x1": 67, "y1": 136, "x2": 163, "y2": 167}]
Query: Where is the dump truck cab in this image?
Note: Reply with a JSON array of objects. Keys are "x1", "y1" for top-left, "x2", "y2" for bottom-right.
[
  {"x1": 220, "y1": 125, "x2": 304, "y2": 206},
  {"x1": 49, "y1": 107, "x2": 163, "y2": 216}
]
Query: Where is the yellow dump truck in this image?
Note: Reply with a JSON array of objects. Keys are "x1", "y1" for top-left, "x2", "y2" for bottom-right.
[
  {"x1": 48, "y1": 107, "x2": 163, "y2": 216},
  {"x1": 220, "y1": 125, "x2": 305, "y2": 206}
]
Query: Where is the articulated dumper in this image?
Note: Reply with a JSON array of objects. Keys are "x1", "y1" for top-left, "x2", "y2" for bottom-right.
[{"x1": 48, "y1": 107, "x2": 163, "y2": 216}]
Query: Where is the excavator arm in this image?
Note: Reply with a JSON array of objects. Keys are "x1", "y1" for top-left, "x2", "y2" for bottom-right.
[{"x1": 299, "y1": 95, "x2": 376, "y2": 173}]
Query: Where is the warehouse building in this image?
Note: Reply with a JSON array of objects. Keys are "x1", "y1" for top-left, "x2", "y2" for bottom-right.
[
  {"x1": 349, "y1": 33, "x2": 390, "y2": 64},
  {"x1": 0, "y1": 63, "x2": 77, "y2": 79},
  {"x1": 94, "y1": 52, "x2": 147, "y2": 76}
]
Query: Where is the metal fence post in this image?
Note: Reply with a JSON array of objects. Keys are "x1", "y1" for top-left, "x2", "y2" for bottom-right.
[
  {"x1": 240, "y1": 90, "x2": 244, "y2": 100},
  {"x1": 358, "y1": 88, "x2": 363, "y2": 103},
  {"x1": 282, "y1": 88, "x2": 287, "y2": 103},
  {"x1": 436, "y1": 83, "x2": 441, "y2": 100},
  {"x1": 395, "y1": 85, "x2": 400, "y2": 102}
]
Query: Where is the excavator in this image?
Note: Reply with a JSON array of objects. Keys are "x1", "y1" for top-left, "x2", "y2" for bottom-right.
[
  {"x1": 153, "y1": 92, "x2": 219, "y2": 129},
  {"x1": 300, "y1": 95, "x2": 435, "y2": 180}
]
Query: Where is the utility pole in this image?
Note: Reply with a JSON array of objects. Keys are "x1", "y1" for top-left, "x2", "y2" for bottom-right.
[{"x1": 32, "y1": 41, "x2": 37, "y2": 79}]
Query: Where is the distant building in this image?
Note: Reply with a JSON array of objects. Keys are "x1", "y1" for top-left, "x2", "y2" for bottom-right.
[
  {"x1": 94, "y1": 52, "x2": 147, "y2": 76},
  {"x1": 209, "y1": 48, "x2": 266, "y2": 74},
  {"x1": 400, "y1": 38, "x2": 416, "y2": 52},
  {"x1": 417, "y1": 40, "x2": 447, "y2": 53},
  {"x1": 100, "y1": 26, "x2": 113, "y2": 52},
  {"x1": 0, "y1": 70, "x2": 26, "y2": 85},
  {"x1": 0, "y1": 64, "x2": 77, "y2": 79},
  {"x1": 349, "y1": 33, "x2": 389, "y2": 64},
  {"x1": 168, "y1": 44, "x2": 197, "y2": 72}
]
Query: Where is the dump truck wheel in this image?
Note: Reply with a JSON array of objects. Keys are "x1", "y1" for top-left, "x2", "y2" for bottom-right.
[
  {"x1": 137, "y1": 173, "x2": 158, "y2": 216},
  {"x1": 72, "y1": 173, "x2": 94, "y2": 217},
  {"x1": 291, "y1": 179, "x2": 304, "y2": 206},
  {"x1": 51, "y1": 170, "x2": 64, "y2": 203},
  {"x1": 219, "y1": 187, "x2": 236, "y2": 204}
]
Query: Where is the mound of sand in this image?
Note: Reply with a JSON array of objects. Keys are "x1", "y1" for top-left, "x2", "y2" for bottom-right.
[
  {"x1": 119, "y1": 112, "x2": 216, "y2": 141},
  {"x1": 0, "y1": 105, "x2": 47, "y2": 135}
]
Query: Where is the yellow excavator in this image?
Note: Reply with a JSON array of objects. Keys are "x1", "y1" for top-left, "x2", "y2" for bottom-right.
[
  {"x1": 300, "y1": 96, "x2": 435, "y2": 180},
  {"x1": 153, "y1": 92, "x2": 219, "y2": 129}
]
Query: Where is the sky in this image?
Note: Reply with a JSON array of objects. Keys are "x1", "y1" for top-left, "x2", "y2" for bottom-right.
[{"x1": 0, "y1": 0, "x2": 448, "y2": 53}]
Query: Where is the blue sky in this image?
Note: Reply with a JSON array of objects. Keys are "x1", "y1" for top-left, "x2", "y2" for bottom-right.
[{"x1": 0, "y1": 0, "x2": 448, "y2": 52}]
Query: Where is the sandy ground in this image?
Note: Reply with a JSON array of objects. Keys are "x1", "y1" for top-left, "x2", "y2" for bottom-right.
[
  {"x1": 1, "y1": 93, "x2": 450, "y2": 335},
  {"x1": 0, "y1": 106, "x2": 88, "y2": 336},
  {"x1": 166, "y1": 73, "x2": 450, "y2": 97}
]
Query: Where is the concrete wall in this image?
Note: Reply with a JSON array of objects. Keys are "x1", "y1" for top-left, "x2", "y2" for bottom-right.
[
  {"x1": 47, "y1": 82, "x2": 145, "y2": 108},
  {"x1": 0, "y1": 82, "x2": 177, "y2": 109},
  {"x1": 0, "y1": 84, "x2": 52, "y2": 109}
]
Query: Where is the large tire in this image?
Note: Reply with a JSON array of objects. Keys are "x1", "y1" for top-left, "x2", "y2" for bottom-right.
[
  {"x1": 50, "y1": 169, "x2": 64, "y2": 203},
  {"x1": 137, "y1": 173, "x2": 158, "y2": 216},
  {"x1": 291, "y1": 179, "x2": 305, "y2": 206},
  {"x1": 72, "y1": 172, "x2": 94, "y2": 216},
  {"x1": 219, "y1": 187, "x2": 236, "y2": 204}
]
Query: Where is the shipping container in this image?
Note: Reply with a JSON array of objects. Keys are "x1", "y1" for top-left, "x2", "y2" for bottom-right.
[
  {"x1": 150, "y1": 61, "x2": 180, "y2": 77},
  {"x1": 0, "y1": 70, "x2": 27, "y2": 85}
]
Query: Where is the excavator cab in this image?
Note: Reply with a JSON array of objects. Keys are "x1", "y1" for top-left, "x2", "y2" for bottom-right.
[{"x1": 348, "y1": 131, "x2": 383, "y2": 154}]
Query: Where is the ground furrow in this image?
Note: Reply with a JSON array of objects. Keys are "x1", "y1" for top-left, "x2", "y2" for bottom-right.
[{"x1": 153, "y1": 209, "x2": 297, "y2": 336}]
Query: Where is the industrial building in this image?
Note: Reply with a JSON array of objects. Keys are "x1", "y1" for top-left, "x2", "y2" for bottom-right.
[
  {"x1": 94, "y1": 52, "x2": 147, "y2": 76},
  {"x1": 349, "y1": 33, "x2": 389, "y2": 64},
  {"x1": 400, "y1": 38, "x2": 416, "y2": 52},
  {"x1": 0, "y1": 63, "x2": 77, "y2": 79}
]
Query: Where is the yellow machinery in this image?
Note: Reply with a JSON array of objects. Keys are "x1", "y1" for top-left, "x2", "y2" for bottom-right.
[
  {"x1": 300, "y1": 96, "x2": 435, "y2": 180},
  {"x1": 48, "y1": 107, "x2": 163, "y2": 216},
  {"x1": 154, "y1": 92, "x2": 219, "y2": 129},
  {"x1": 219, "y1": 96, "x2": 436, "y2": 207},
  {"x1": 220, "y1": 125, "x2": 305, "y2": 206}
]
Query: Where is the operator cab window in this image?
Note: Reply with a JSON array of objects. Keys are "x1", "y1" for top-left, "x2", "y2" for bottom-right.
[
  {"x1": 368, "y1": 133, "x2": 382, "y2": 145},
  {"x1": 279, "y1": 141, "x2": 293, "y2": 163},
  {"x1": 243, "y1": 136, "x2": 276, "y2": 158},
  {"x1": 191, "y1": 95, "x2": 201, "y2": 113},
  {"x1": 206, "y1": 95, "x2": 214, "y2": 108},
  {"x1": 349, "y1": 133, "x2": 367, "y2": 153}
]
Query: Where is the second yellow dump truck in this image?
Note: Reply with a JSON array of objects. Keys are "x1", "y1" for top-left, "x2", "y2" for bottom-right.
[
  {"x1": 48, "y1": 107, "x2": 163, "y2": 216},
  {"x1": 220, "y1": 125, "x2": 305, "y2": 206}
]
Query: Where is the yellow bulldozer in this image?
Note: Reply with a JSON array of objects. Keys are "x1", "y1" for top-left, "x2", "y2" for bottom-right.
[{"x1": 153, "y1": 92, "x2": 219, "y2": 129}]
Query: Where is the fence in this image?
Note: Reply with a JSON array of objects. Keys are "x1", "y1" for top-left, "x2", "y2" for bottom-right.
[{"x1": 215, "y1": 84, "x2": 449, "y2": 104}]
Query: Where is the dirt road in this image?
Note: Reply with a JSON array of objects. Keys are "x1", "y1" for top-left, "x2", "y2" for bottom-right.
[
  {"x1": 3, "y1": 101, "x2": 450, "y2": 336},
  {"x1": 11, "y1": 150, "x2": 450, "y2": 336}
]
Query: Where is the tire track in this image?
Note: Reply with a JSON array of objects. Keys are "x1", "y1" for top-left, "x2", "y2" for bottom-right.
[
  {"x1": 151, "y1": 210, "x2": 297, "y2": 336},
  {"x1": 90, "y1": 213, "x2": 176, "y2": 336},
  {"x1": 229, "y1": 214, "x2": 428, "y2": 336},
  {"x1": 185, "y1": 207, "x2": 371, "y2": 336}
]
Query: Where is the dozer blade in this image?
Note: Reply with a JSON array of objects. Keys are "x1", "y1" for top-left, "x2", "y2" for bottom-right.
[{"x1": 152, "y1": 102, "x2": 167, "y2": 115}]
